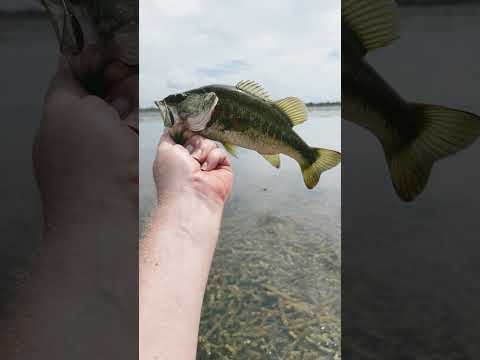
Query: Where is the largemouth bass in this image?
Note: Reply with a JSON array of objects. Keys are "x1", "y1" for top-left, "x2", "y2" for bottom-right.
[
  {"x1": 40, "y1": 0, "x2": 138, "y2": 90},
  {"x1": 155, "y1": 80, "x2": 341, "y2": 189},
  {"x1": 342, "y1": 0, "x2": 480, "y2": 201}
]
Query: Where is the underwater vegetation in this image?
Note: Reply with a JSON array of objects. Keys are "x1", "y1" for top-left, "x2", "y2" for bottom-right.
[{"x1": 197, "y1": 210, "x2": 341, "y2": 359}]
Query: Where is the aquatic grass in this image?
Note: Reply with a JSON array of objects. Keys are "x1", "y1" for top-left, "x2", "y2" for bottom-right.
[{"x1": 197, "y1": 211, "x2": 341, "y2": 359}]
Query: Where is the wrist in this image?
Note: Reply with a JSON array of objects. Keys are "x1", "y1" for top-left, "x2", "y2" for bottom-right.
[
  {"x1": 152, "y1": 191, "x2": 223, "y2": 243},
  {"x1": 156, "y1": 184, "x2": 225, "y2": 221}
]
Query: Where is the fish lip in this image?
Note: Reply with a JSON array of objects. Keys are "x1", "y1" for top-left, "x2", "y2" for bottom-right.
[{"x1": 155, "y1": 100, "x2": 173, "y2": 127}]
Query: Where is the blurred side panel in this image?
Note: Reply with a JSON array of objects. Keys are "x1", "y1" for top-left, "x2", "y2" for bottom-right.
[
  {"x1": 0, "y1": 1, "x2": 138, "y2": 359},
  {"x1": 342, "y1": 0, "x2": 480, "y2": 358}
]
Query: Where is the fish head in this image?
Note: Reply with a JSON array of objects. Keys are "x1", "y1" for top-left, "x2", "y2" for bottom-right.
[
  {"x1": 40, "y1": 0, "x2": 138, "y2": 90},
  {"x1": 156, "y1": 92, "x2": 219, "y2": 132}
]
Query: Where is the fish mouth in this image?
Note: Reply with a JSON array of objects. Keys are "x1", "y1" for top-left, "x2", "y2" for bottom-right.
[{"x1": 154, "y1": 100, "x2": 174, "y2": 127}]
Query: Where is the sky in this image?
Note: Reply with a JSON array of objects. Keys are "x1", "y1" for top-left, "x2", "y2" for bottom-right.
[
  {"x1": 2, "y1": 1, "x2": 340, "y2": 107},
  {"x1": 140, "y1": 0, "x2": 340, "y2": 108}
]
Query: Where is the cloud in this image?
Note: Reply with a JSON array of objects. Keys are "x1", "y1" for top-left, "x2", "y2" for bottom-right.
[
  {"x1": 197, "y1": 60, "x2": 252, "y2": 77},
  {"x1": 140, "y1": 0, "x2": 340, "y2": 108}
]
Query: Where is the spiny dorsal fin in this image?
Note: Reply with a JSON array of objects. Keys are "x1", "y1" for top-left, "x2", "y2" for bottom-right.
[
  {"x1": 274, "y1": 97, "x2": 308, "y2": 126},
  {"x1": 342, "y1": 0, "x2": 400, "y2": 52},
  {"x1": 261, "y1": 154, "x2": 281, "y2": 168},
  {"x1": 236, "y1": 80, "x2": 272, "y2": 102},
  {"x1": 222, "y1": 142, "x2": 238, "y2": 158}
]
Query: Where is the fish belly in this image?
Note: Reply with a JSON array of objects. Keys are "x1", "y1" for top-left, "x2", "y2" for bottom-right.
[{"x1": 201, "y1": 127, "x2": 291, "y2": 156}]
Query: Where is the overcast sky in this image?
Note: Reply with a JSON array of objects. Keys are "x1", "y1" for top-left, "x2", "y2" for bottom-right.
[{"x1": 140, "y1": 0, "x2": 340, "y2": 108}]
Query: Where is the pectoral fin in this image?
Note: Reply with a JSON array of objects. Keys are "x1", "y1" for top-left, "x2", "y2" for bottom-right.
[
  {"x1": 261, "y1": 154, "x2": 281, "y2": 168},
  {"x1": 222, "y1": 142, "x2": 238, "y2": 158}
]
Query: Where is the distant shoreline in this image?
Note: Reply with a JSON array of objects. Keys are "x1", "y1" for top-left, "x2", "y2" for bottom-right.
[{"x1": 141, "y1": 102, "x2": 340, "y2": 113}]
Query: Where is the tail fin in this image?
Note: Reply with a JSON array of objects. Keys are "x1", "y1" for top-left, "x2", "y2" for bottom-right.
[
  {"x1": 386, "y1": 104, "x2": 480, "y2": 201},
  {"x1": 302, "y1": 149, "x2": 341, "y2": 189}
]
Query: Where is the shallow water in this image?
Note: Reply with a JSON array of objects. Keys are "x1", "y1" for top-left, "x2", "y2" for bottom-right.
[{"x1": 140, "y1": 107, "x2": 341, "y2": 358}]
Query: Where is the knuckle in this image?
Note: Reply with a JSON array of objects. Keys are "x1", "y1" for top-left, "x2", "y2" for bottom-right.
[{"x1": 81, "y1": 95, "x2": 104, "y2": 108}]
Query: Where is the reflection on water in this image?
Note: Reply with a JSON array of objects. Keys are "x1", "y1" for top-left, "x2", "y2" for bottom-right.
[{"x1": 140, "y1": 107, "x2": 341, "y2": 358}]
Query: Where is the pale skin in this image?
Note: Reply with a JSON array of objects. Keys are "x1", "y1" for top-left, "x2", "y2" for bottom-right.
[
  {"x1": 140, "y1": 128, "x2": 233, "y2": 360},
  {"x1": 2, "y1": 56, "x2": 233, "y2": 359}
]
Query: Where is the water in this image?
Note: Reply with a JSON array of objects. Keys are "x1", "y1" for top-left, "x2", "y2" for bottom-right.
[{"x1": 140, "y1": 107, "x2": 341, "y2": 358}]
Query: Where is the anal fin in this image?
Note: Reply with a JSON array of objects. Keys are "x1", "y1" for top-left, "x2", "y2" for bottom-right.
[{"x1": 261, "y1": 154, "x2": 281, "y2": 168}]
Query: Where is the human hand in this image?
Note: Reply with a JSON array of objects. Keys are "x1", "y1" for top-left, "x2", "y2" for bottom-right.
[
  {"x1": 34, "y1": 57, "x2": 139, "y2": 222},
  {"x1": 153, "y1": 126, "x2": 234, "y2": 210},
  {"x1": 32, "y1": 57, "x2": 139, "y2": 307},
  {"x1": 142, "y1": 128, "x2": 233, "y2": 360}
]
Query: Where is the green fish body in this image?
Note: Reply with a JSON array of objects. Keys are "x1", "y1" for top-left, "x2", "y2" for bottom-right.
[
  {"x1": 157, "y1": 81, "x2": 341, "y2": 189},
  {"x1": 342, "y1": 0, "x2": 480, "y2": 201}
]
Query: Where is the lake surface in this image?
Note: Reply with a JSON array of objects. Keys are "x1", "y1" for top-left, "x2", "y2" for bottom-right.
[{"x1": 140, "y1": 107, "x2": 341, "y2": 359}]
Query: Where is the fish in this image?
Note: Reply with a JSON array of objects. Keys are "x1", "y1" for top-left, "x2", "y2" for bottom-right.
[
  {"x1": 155, "y1": 80, "x2": 341, "y2": 189},
  {"x1": 40, "y1": 0, "x2": 138, "y2": 91},
  {"x1": 342, "y1": 0, "x2": 480, "y2": 201}
]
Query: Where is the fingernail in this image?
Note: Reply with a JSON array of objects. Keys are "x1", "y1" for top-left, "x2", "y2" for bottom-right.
[
  {"x1": 110, "y1": 96, "x2": 131, "y2": 119},
  {"x1": 186, "y1": 144, "x2": 194, "y2": 153},
  {"x1": 201, "y1": 162, "x2": 208, "y2": 170}
]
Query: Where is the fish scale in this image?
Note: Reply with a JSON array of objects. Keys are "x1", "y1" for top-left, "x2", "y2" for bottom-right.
[{"x1": 157, "y1": 81, "x2": 341, "y2": 189}]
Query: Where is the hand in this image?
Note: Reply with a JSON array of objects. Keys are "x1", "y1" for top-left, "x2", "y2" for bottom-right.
[
  {"x1": 141, "y1": 127, "x2": 233, "y2": 360},
  {"x1": 153, "y1": 127, "x2": 234, "y2": 210},
  {"x1": 29, "y1": 58, "x2": 139, "y2": 333},
  {"x1": 33, "y1": 57, "x2": 139, "y2": 224}
]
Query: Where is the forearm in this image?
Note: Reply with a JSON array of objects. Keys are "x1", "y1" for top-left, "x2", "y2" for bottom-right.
[
  {"x1": 139, "y1": 195, "x2": 223, "y2": 360},
  {"x1": 2, "y1": 193, "x2": 137, "y2": 359}
]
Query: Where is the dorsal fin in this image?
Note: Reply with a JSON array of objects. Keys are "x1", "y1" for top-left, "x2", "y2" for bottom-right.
[
  {"x1": 274, "y1": 97, "x2": 308, "y2": 126},
  {"x1": 342, "y1": 0, "x2": 400, "y2": 52},
  {"x1": 236, "y1": 80, "x2": 272, "y2": 101}
]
